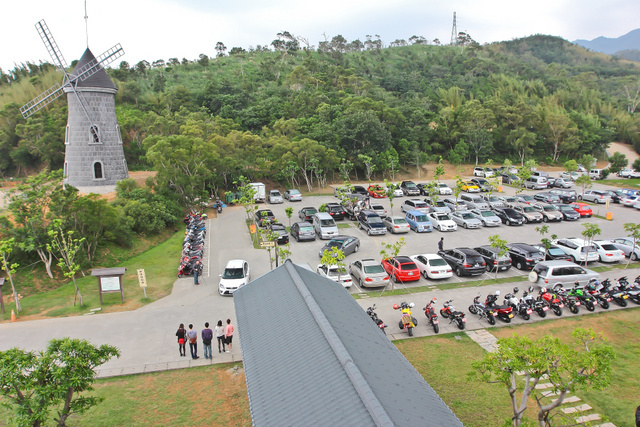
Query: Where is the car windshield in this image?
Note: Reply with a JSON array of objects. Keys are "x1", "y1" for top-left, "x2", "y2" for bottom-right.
[
  {"x1": 436, "y1": 214, "x2": 449, "y2": 220},
  {"x1": 222, "y1": 268, "x2": 244, "y2": 279},
  {"x1": 327, "y1": 240, "x2": 343, "y2": 248},
  {"x1": 405, "y1": 183, "x2": 417, "y2": 188},
  {"x1": 415, "y1": 215, "x2": 429, "y2": 222},
  {"x1": 521, "y1": 196, "x2": 534, "y2": 201},
  {"x1": 480, "y1": 211, "x2": 494, "y2": 217},
  {"x1": 428, "y1": 258, "x2": 447, "y2": 266},
  {"x1": 438, "y1": 183, "x2": 448, "y2": 188},
  {"x1": 523, "y1": 206, "x2": 536, "y2": 213},
  {"x1": 600, "y1": 244, "x2": 617, "y2": 251},
  {"x1": 400, "y1": 263, "x2": 418, "y2": 270},
  {"x1": 289, "y1": 190, "x2": 301, "y2": 195},
  {"x1": 270, "y1": 191, "x2": 281, "y2": 196},
  {"x1": 393, "y1": 218, "x2": 408, "y2": 224},
  {"x1": 320, "y1": 219, "x2": 335, "y2": 226},
  {"x1": 368, "y1": 216, "x2": 383, "y2": 224},
  {"x1": 414, "y1": 202, "x2": 428, "y2": 208},
  {"x1": 300, "y1": 226, "x2": 314, "y2": 232},
  {"x1": 487, "y1": 196, "x2": 498, "y2": 202},
  {"x1": 364, "y1": 264, "x2": 385, "y2": 274},
  {"x1": 543, "y1": 205, "x2": 557, "y2": 212},
  {"x1": 462, "y1": 213, "x2": 474, "y2": 219},
  {"x1": 328, "y1": 267, "x2": 347, "y2": 276},
  {"x1": 548, "y1": 248, "x2": 565, "y2": 256}
]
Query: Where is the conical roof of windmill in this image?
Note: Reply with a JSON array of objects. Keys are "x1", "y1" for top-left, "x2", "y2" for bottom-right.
[{"x1": 70, "y1": 48, "x2": 116, "y2": 90}]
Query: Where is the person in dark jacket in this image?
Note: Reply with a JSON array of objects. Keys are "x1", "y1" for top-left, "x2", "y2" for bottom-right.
[
  {"x1": 175, "y1": 323, "x2": 187, "y2": 357},
  {"x1": 202, "y1": 322, "x2": 214, "y2": 359}
]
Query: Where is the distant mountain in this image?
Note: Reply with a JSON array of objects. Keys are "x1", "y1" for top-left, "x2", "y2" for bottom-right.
[{"x1": 573, "y1": 29, "x2": 640, "y2": 57}]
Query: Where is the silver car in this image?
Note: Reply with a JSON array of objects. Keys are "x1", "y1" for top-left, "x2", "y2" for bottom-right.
[
  {"x1": 470, "y1": 209, "x2": 501, "y2": 227},
  {"x1": 531, "y1": 203, "x2": 563, "y2": 222},
  {"x1": 451, "y1": 211, "x2": 482, "y2": 229},
  {"x1": 511, "y1": 203, "x2": 544, "y2": 223},
  {"x1": 383, "y1": 216, "x2": 410, "y2": 234},
  {"x1": 443, "y1": 198, "x2": 471, "y2": 212},
  {"x1": 425, "y1": 197, "x2": 452, "y2": 214},
  {"x1": 579, "y1": 190, "x2": 611, "y2": 204},
  {"x1": 268, "y1": 190, "x2": 284, "y2": 204},
  {"x1": 349, "y1": 259, "x2": 388, "y2": 287},
  {"x1": 612, "y1": 237, "x2": 640, "y2": 261},
  {"x1": 482, "y1": 195, "x2": 505, "y2": 209}
]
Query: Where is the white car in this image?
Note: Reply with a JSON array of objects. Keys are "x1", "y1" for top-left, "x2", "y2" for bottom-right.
[
  {"x1": 316, "y1": 264, "x2": 353, "y2": 288},
  {"x1": 470, "y1": 209, "x2": 501, "y2": 227},
  {"x1": 268, "y1": 190, "x2": 284, "y2": 204},
  {"x1": 219, "y1": 259, "x2": 251, "y2": 296},
  {"x1": 386, "y1": 185, "x2": 404, "y2": 197},
  {"x1": 284, "y1": 189, "x2": 303, "y2": 201},
  {"x1": 382, "y1": 216, "x2": 410, "y2": 234},
  {"x1": 437, "y1": 183, "x2": 453, "y2": 195},
  {"x1": 592, "y1": 240, "x2": 625, "y2": 263},
  {"x1": 552, "y1": 238, "x2": 599, "y2": 264},
  {"x1": 409, "y1": 254, "x2": 453, "y2": 279},
  {"x1": 450, "y1": 211, "x2": 482, "y2": 229},
  {"x1": 617, "y1": 168, "x2": 633, "y2": 178},
  {"x1": 621, "y1": 195, "x2": 639, "y2": 207},
  {"x1": 427, "y1": 212, "x2": 458, "y2": 232}
]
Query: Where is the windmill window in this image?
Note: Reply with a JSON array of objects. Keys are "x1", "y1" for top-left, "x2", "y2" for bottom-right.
[
  {"x1": 93, "y1": 161, "x2": 104, "y2": 180},
  {"x1": 89, "y1": 125, "x2": 101, "y2": 144},
  {"x1": 65, "y1": 125, "x2": 70, "y2": 145},
  {"x1": 116, "y1": 124, "x2": 123, "y2": 144},
  {"x1": 64, "y1": 162, "x2": 68, "y2": 177}
]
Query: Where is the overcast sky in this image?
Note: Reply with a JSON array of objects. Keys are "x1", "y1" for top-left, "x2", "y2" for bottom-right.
[{"x1": 1, "y1": 0, "x2": 639, "y2": 72}]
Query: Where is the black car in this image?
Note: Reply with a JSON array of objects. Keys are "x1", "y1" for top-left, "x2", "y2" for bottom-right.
[
  {"x1": 400, "y1": 180, "x2": 421, "y2": 196},
  {"x1": 267, "y1": 223, "x2": 289, "y2": 244},
  {"x1": 533, "y1": 192, "x2": 561, "y2": 204},
  {"x1": 318, "y1": 235, "x2": 361, "y2": 258},
  {"x1": 470, "y1": 178, "x2": 493, "y2": 192},
  {"x1": 416, "y1": 183, "x2": 431, "y2": 196},
  {"x1": 602, "y1": 190, "x2": 623, "y2": 204},
  {"x1": 438, "y1": 248, "x2": 486, "y2": 277},
  {"x1": 506, "y1": 243, "x2": 545, "y2": 270},
  {"x1": 326, "y1": 203, "x2": 346, "y2": 220},
  {"x1": 493, "y1": 208, "x2": 524, "y2": 226},
  {"x1": 356, "y1": 210, "x2": 387, "y2": 236},
  {"x1": 549, "y1": 189, "x2": 577, "y2": 204},
  {"x1": 501, "y1": 173, "x2": 519, "y2": 185},
  {"x1": 531, "y1": 244, "x2": 572, "y2": 262},
  {"x1": 473, "y1": 245, "x2": 512, "y2": 272},
  {"x1": 298, "y1": 206, "x2": 318, "y2": 221},
  {"x1": 352, "y1": 185, "x2": 368, "y2": 196},
  {"x1": 255, "y1": 209, "x2": 276, "y2": 227},
  {"x1": 557, "y1": 204, "x2": 580, "y2": 221}
]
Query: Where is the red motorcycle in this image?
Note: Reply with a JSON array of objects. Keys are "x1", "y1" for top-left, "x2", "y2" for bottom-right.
[
  {"x1": 439, "y1": 299, "x2": 466, "y2": 330},
  {"x1": 485, "y1": 291, "x2": 514, "y2": 323},
  {"x1": 423, "y1": 298, "x2": 439, "y2": 334},
  {"x1": 538, "y1": 287, "x2": 564, "y2": 316}
]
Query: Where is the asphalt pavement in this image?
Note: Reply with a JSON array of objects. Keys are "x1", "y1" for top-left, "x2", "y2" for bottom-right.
[{"x1": 1, "y1": 181, "x2": 639, "y2": 378}]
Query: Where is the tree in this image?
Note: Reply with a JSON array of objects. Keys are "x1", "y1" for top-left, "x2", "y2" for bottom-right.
[
  {"x1": 0, "y1": 338, "x2": 119, "y2": 427},
  {"x1": 215, "y1": 42, "x2": 227, "y2": 58},
  {"x1": 380, "y1": 238, "x2": 406, "y2": 291},
  {"x1": 488, "y1": 235, "x2": 509, "y2": 280},
  {"x1": 47, "y1": 220, "x2": 85, "y2": 306},
  {"x1": 564, "y1": 159, "x2": 577, "y2": 174},
  {"x1": 358, "y1": 154, "x2": 376, "y2": 181},
  {"x1": 0, "y1": 238, "x2": 20, "y2": 313},
  {"x1": 384, "y1": 180, "x2": 399, "y2": 217},
  {"x1": 579, "y1": 154, "x2": 596, "y2": 172},
  {"x1": 608, "y1": 152, "x2": 628, "y2": 173},
  {"x1": 575, "y1": 174, "x2": 592, "y2": 198},
  {"x1": 458, "y1": 99, "x2": 495, "y2": 165},
  {"x1": 581, "y1": 223, "x2": 601, "y2": 267},
  {"x1": 285, "y1": 207, "x2": 293, "y2": 227},
  {"x1": 535, "y1": 225, "x2": 557, "y2": 261},
  {"x1": 623, "y1": 223, "x2": 640, "y2": 267},
  {"x1": 634, "y1": 157, "x2": 640, "y2": 172},
  {"x1": 471, "y1": 328, "x2": 615, "y2": 427},
  {"x1": 320, "y1": 247, "x2": 346, "y2": 283}
]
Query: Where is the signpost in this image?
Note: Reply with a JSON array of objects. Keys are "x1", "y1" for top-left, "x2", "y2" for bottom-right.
[
  {"x1": 260, "y1": 241, "x2": 275, "y2": 248},
  {"x1": 0, "y1": 278, "x2": 5, "y2": 314},
  {"x1": 91, "y1": 267, "x2": 126, "y2": 305},
  {"x1": 137, "y1": 269, "x2": 148, "y2": 299}
]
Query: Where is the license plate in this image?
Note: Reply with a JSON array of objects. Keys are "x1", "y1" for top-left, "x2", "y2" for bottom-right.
[
  {"x1": 475, "y1": 264, "x2": 480, "y2": 267},
  {"x1": 508, "y1": 314, "x2": 514, "y2": 318},
  {"x1": 462, "y1": 318, "x2": 466, "y2": 322},
  {"x1": 526, "y1": 309, "x2": 532, "y2": 314},
  {"x1": 623, "y1": 295, "x2": 629, "y2": 299},
  {"x1": 575, "y1": 302, "x2": 581, "y2": 306},
  {"x1": 408, "y1": 272, "x2": 413, "y2": 276},
  {"x1": 500, "y1": 266, "x2": 507, "y2": 270},
  {"x1": 593, "y1": 300, "x2": 598, "y2": 305},
  {"x1": 559, "y1": 304, "x2": 564, "y2": 308},
  {"x1": 542, "y1": 306, "x2": 548, "y2": 311},
  {"x1": 433, "y1": 320, "x2": 439, "y2": 324},
  {"x1": 492, "y1": 312, "x2": 497, "y2": 316}
]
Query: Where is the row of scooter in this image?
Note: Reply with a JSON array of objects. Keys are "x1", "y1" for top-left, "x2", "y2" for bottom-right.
[
  {"x1": 365, "y1": 275, "x2": 640, "y2": 336},
  {"x1": 178, "y1": 213, "x2": 207, "y2": 278},
  {"x1": 469, "y1": 275, "x2": 640, "y2": 325}
]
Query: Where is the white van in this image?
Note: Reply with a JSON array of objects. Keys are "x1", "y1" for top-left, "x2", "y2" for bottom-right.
[
  {"x1": 589, "y1": 169, "x2": 603, "y2": 180},
  {"x1": 312, "y1": 212, "x2": 339, "y2": 240},
  {"x1": 523, "y1": 176, "x2": 548, "y2": 190}
]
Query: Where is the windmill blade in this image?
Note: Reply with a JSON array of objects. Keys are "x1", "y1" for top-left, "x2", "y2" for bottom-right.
[
  {"x1": 72, "y1": 44, "x2": 125, "y2": 83},
  {"x1": 20, "y1": 83, "x2": 64, "y2": 118},
  {"x1": 35, "y1": 20, "x2": 68, "y2": 70}
]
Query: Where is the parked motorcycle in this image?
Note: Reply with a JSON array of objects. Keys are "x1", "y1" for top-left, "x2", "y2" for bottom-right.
[
  {"x1": 522, "y1": 286, "x2": 549, "y2": 318},
  {"x1": 211, "y1": 198, "x2": 225, "y2": 213},
  {"x1": 423, "y1": 298, "x2": 440, "y2": 334},
  {"x1": 618, "y1": 276, "x2": 640, "y2": 304},
  {"x1": 485, "y1": 291, "x2": 514, "y2": 323},
  {"x1": 600, "y1": 278, "x2": 629, "y2": 307},
  {"x1": 568, "y1": 282, "x2": 597, "y2": 311},
  {"x1": 504, "y1": 287, "x2": 532, "y2": 321},
  {"x1": 366, "y1": 305, "x2": 387, "y2": 335},
  {"x1": 394, "y1": 302, "x2": 418, "y2": 336},
  {"x1": 538, "y1": 287, "x2": 564, "y2": 316},
  {"x1": 440, "y1": 299, "x2": 466, "y2": 330},
  {"x1": 469, "y1": 294, "x2": 497, "y2": 325},
  {"x1": 584, "y1": 279, "x2": 611, "y2": 309},
  {"x1": 552, "y1": 285, "x2": 581, "y2": 314}
]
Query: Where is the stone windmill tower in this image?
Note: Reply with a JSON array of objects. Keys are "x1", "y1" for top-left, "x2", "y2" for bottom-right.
[{"x1": 20, "y1": 20, "x2": 128, "y2": 188}]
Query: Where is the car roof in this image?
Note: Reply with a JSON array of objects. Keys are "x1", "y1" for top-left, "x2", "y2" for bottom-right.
[
  {"x1": 225, "y1": 259, "x2": 247, "y2": 268},
  {"x1": 328, "y1": 235, "x2": 352, "y2": 242},
  {"x1": 294, "y1": 221, "x2": 312, "y2": 226},
  {"x1": 394, "y1": 256, "x2": 414, "y2": 263},
  {"x1": 457, "y1": 247, "x2": 479, "y2": 255},
  {"x1": 406, "y1": 210, "x2": 428, "y2": 217}
]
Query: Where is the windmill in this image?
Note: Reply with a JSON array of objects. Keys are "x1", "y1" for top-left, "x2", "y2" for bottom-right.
[{"x1": 20, "y1": 19, "x2": 129, "y2": 188}]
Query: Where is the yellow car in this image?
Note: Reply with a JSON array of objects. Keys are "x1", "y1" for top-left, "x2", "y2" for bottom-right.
[{"x1": 460, "y1": 181, "x2": 480, "y2": 193}]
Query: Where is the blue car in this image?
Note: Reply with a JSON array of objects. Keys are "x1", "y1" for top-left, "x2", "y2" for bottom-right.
[{"x1": 405, "y1": 210, "x2": 433, "y2": 233}]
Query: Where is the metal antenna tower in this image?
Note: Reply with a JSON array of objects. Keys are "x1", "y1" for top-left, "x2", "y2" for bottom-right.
[{"x1": 450, "y1": 12, "x2": 458, "y2": 45}]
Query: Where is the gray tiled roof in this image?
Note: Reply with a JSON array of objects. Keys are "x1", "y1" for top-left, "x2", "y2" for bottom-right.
[
  {"x1": 234, "y1": 261, "x2": 464, "y2": 426},
  {"x1": 70, "y1": 48, "x2": 116, "y2": 90}
]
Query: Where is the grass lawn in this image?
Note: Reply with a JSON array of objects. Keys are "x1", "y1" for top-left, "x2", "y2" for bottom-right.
[
  {"x1": 602, "y1": 178, "x2": 640, "y2": 188},
  {"x1": 0, "y1": 230, "x2": 183, "y2": 322}
]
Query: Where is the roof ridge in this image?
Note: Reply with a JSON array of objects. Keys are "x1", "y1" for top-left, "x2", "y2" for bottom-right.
[{"x1": 284, "y1": 262, "x2": 394, "y2": 427}]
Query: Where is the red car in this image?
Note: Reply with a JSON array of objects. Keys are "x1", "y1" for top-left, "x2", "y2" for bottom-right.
[
  {"x1": 368, "y1": 184, "x2": 386, "y2": 198},
  {"x1": 569, "y1": 202, "x2": 593, "y2": 218},
  {"x1": 381, "y1": 256, "x2": 420, "y2": 282}
]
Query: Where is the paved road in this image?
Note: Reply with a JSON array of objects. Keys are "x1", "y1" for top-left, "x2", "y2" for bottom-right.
[{"x1": 1, "y1": 183, "x2": 638, "y2": 377}]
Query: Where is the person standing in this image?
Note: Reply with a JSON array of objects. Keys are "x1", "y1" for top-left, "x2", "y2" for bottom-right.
[
  {"x1": 202, "y1": 322, "x2": 213, "y2": 360},
  {"x1": 225, "y1": 319, "x2": 235, "y2": 353},
  {"x1": 194, "y1": 260, "x2": 202, "y2": 285},
  {"x1": 187, "y1": 324, "x2": 199, "y2": 359},
  {"x1": 438, "y1": 237, "x2": 444, "y2": 252},
  {"x1": 175, "y1": 323, "x2": 187, "y2": 357},
  {"x1": 215, "y1": 320, "x2": 226, "y2": 353}
]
